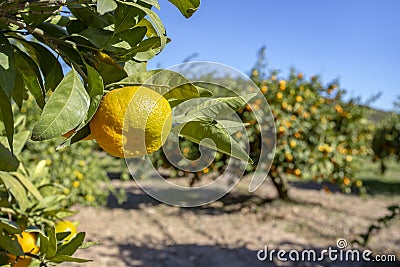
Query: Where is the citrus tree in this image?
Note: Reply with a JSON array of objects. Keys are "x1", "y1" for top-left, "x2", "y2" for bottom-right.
[
  {"x1": 371, "y1": 112, "x2": 400, "y2": 173},
  {"x1": 248, "y1": 68, "x2": 372, "y2": 198},
  {"x1": 1, "y1": 0, "x2": 255, "y2": 266},
  {"x1": 155, "y1": 47, "x2": 374, "y2": 199}
]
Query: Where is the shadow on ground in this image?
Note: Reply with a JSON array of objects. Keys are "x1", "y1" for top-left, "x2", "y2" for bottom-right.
[
  {"x1": 94, "y1": 239, "x2": 399, "y2": 267},
  {"x1": 107, "y1": 187, "x2": 275, "y2": 214}
]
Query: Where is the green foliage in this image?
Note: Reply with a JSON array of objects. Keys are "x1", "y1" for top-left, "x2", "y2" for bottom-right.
[
  {"x1": 250, "y1": 68, "x2": 372, "y2": 194},
  {"x1": 0, "y1": 0, "x2": 202, "y2": 265},
  {"x1": 371, "y1": 113, "x2": 400, "y2": 173},
  {"x1": 154, "y1": 50, "x2": 374, "y2": 196}
]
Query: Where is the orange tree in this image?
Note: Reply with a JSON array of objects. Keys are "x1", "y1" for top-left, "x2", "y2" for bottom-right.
[
  {"x1": 1, "y1": 0, "x2": 254, "y2": 266},
  {"x1": 246, "y1": 48, "x2": 373, "y2": 198},
  {"x1": 155, "y1": 48, "x2": 374, "y2": 199}
]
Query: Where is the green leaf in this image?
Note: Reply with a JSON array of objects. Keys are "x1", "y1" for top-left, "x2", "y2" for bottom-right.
[
  {"x1": 108, "y1": 69, "x2": 199, "y2": 103},
  {"x1": 132, "y1": 37, "x2": 163, "y2": 61},
  {"x1": 0, "y1": 172, "x2": 28, "y2": 211},
  {"x1": 172, "y1": 119, "x2": 252, "y2": 163},
  {"x1": 0, "y1": 218, "x2": 22, "y2": 234},
  {"x1": 68, "y1": 4, "x2": 114, "y2": 28},
  {"x1": 0, "y1": 31, "x2": 15, "y2": 97},
  {"x1": 37, "y1": 22, "x2": 68, "y2": 38},
  {"x1": 79, "y1": 241, "x2": 101, "y2": 249},
  {"x1": 23, "y1": 42, "x2": 63, "y2": 92},
  {"x1": 196, "y1": 86, "x2": 213, "y2": 97},
  {"x1": 116, "y1": 1, "x2": 167, "y2": 49},
  {"x1": 21, "y1": 6, "x2": 60, "y2": 26},
  {"x1": 114, "y1": 2, "x2": 146, "y2": 33},
  {"x1": 13, "y1": 47, "x2": 45, "y2": 108},
  {"x1": 49, "y1": 255, "x2": 92, "y2": 263},
  {"x1": 136, "y1": 18, "x2": 157, "y2": 37},
  {"x1": 0, "y1": 90, "x2": 14, "y2": 151},
  {"x1": 124, "y1": 60, "x2": 147, "y2": 76},
  {"x1": 174, "y1": 94, "x2": 256, "y2": 123},
  {"x1": 55, "y1": 232, "x2": 85, "y2": 257},
  {"x1": 168, "y1": 0, "x2": 200, "y2": 18},
  {"x1": 47, "y1": 227, "x2": 57, "y2": 258},
  {"x1": 31, "y1": 69, "x2": 90, "y2": 141},
  {"x1": 12, "y1": 171, "x2": 43, "y2": 201},
  {"x1": 12, "y1": 130, "x2": 30, "y2": 155},
  {"x1": 39, "y1": 232, "x2": 49, "y2": 255},
  {"x1": 94, "y1": 58, "x2": 127, "y2": 85},
  {"x1": 57, "y1": 62, "x2": 104, "y2": 147},
  {"x1": 216, "y1": 120, "x2": 248, "y2": 135},
  {"x1": 141, "y1": 0, "x2": 160, "y2": 9},
  {"x1": 56, "y1": 232, "x2": 72, "y2": 241},
  {"x1": 97, "y1": 0, "x2": 118, "y2": 14},
  {"x1": 0, "y1": 143, "x2": 18, "y2": 171},
  {"x1": 11, "y1": 71, "x2": 27, "y2": 110},
  {"x1": 112, "y1": 27, "x2": 147, "y2": 55},
  {"x1": 57, "y1": 120, "x2": 91, "y2": 149},
  {"x1": 77, "y1": 28, "x2": 114, "y2": 50},
  {"x1": 0, "y1": 233, "x2": 23, "y2": 256},
  {"x1": 85, "y1": 64, "x2": 104, "y2": 123}
]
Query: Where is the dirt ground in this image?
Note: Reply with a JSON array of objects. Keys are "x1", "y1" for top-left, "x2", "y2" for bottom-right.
[{"x1": 68, "y1": 176, "x2": 399, "y2": 267}]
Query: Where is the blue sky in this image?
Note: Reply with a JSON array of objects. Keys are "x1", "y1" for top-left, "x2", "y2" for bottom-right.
[{"x1": 148, "y1": 0, "x2": 400, "y2": 111}]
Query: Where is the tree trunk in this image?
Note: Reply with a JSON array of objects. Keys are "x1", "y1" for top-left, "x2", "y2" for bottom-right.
[{"x1": 270, "y1": 174, "x2": 290, "y2": 200}]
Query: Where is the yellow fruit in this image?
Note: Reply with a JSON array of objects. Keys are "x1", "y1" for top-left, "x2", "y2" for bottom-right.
[
  {"x1": 89, "y1": 86, "x2": 172, "y2": 158},
  {"x1": 343, "y1": 177, "x2": 351, "y2": 186},
  {"x1": 8, "y1": 232, "x2": 39, "y2": 267},
  {"x1": 276, "y1": 92, "x2": 283, "y2": 100},
  {"x1": 55, "y1": 220, "x2": 77, "y2": 242},
  {"x1": 295, "y1": 95, "x2": 303, "y2": 102},
  {"x1": 261, "y1": 85, "x2": 268, "y2": 94},
  {"x1": 279, "y1": 80, "x2": 286, "y2": 90},
  {"x1": 290, "y1": 140, "x2": 296, "y2": 148},
  {"x1": 294, "y1": 169, "x2": 301, "y2": 176}
]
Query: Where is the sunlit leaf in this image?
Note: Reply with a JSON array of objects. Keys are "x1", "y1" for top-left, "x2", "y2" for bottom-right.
[
  {"x1": 31, "y1": 69, "x2": 90, "y2": 141},
  {"x1": 168, "y1": 0, "x2": 200, "y2": 18},
  {"x1": 172, "y1": 119, "x2": 252, "y2": 163},
  {"x1": 97, "y1": 0, "x2": 118, "y2": 14},
  {"x1": 114, "y1": 2, "x2": 145, "y2": 33},
  {"x1": 174, "y1": 94, "x2": 256, "y2": 123},
  {"x1": 47, "y1": 227, "x2": 57, "y2": 258},
  {"x1": 0, "y1": 172, "x2": 28, "y2": 211},
  {"x1": 108, "y1": 69, "x2": 199, "y2": 102},
  {"x1": 49, "y1": 255, "x2": 92, "y2": 263},
  {"x1": 13, "y1": 171, "x2": 43, "y2": 201}
]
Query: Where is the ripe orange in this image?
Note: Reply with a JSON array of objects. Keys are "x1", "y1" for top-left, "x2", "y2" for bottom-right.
[
  {"x1": 8, "y1": 232, "x2": 39, "y2": 267},
  {"x1": 89, "y1": 86, "x2": 172, "y2": 158},
  {"x1": 55, "y1": 220, "x2": 77, "y2": 242}
]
